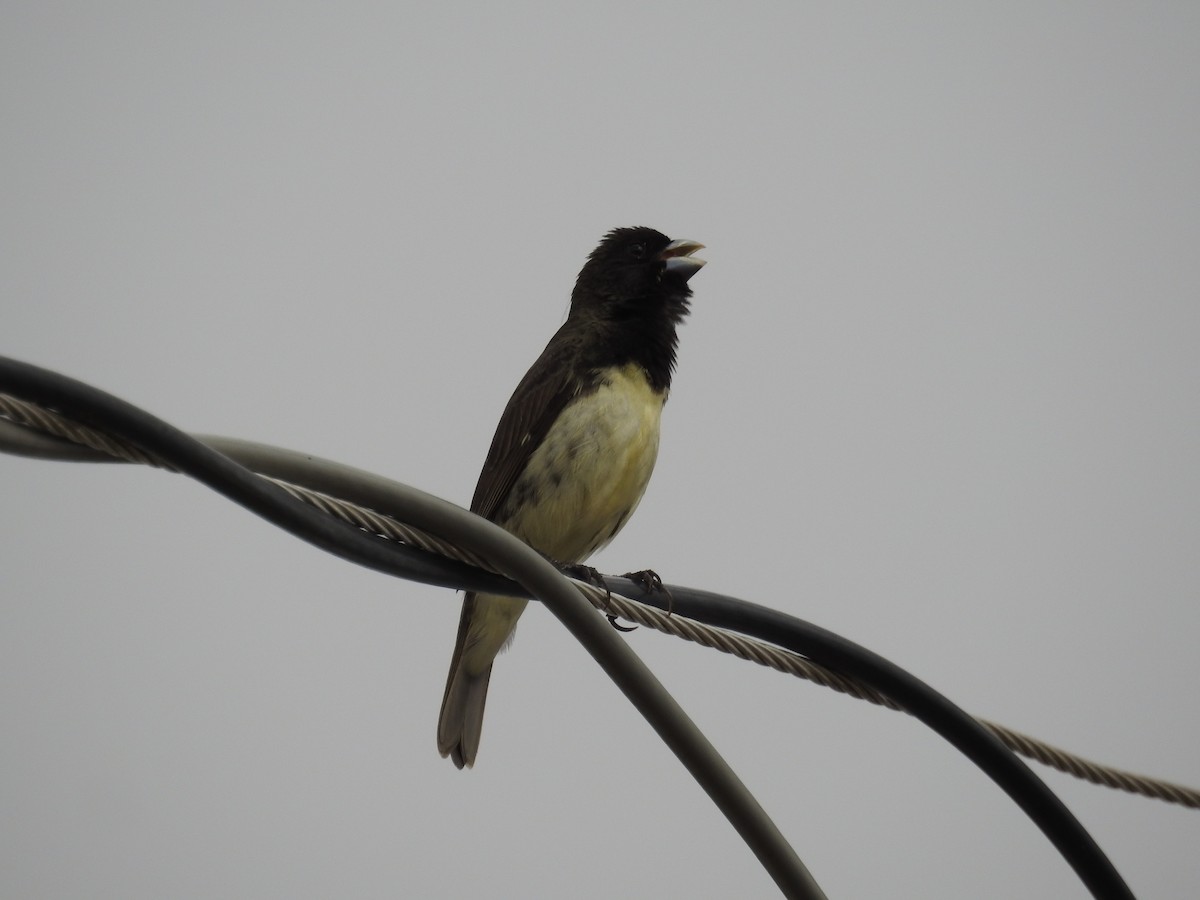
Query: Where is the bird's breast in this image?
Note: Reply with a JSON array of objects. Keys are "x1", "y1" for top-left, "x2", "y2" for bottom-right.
[{"x1": 501, "y1": 362, "x2": 665, "y2": 563}]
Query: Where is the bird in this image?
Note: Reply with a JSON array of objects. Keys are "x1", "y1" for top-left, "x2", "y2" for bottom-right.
[{"x1": 437, "y1": 226, "x2": 706, "y2": 768}]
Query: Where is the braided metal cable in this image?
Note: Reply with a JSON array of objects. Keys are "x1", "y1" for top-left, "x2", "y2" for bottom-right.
[
  {"x1": 3, "y1": 391, "x2": 1198, "y2": 810},
  {"x1": 566, "y1": 580, "x2": 1200, "y2": 808},
  {"x1": 271, "y1": 479, "x2": 498, "y2": 573},
  {"x1": 0, "y1": 392, "x2": 167, "y2": 468},
  {"x1": 981, "y1": 721, "x2": 1200, "y2": 808}
]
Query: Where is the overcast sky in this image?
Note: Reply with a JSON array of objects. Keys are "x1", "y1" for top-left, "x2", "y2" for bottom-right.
[{"x1": 3, "y1": 3, "x2": 1199, "y2": 898}]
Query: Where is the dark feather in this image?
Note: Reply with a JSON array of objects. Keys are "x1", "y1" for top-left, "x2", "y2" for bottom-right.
[{"x1": 468, "y1": 324, "x2": 585, "y2": 522}]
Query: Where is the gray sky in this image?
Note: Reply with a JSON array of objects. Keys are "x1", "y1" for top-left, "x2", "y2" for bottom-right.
[{"x1": 3, "y1": 3, "x2": 1199, "y2": 897}]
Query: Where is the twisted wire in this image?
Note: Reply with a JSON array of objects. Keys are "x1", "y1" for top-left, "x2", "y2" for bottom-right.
[
  {"x1": 0, "y1": 392, "x2": 167, "y2": 468},
  {"x1": 271, "y1": 479, "x2": 498, "y2": 573},
  {"x1": 3, "y1": 391, "x2": 1197, "y2": 810},
  {"x1": 561, "y1": 579, "x2": 1200, "y2": 807}
]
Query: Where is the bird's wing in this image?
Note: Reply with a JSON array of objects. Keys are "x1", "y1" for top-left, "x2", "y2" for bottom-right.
[{"x1": 469, "y1": 328, "x2": 584, "y2": 522}]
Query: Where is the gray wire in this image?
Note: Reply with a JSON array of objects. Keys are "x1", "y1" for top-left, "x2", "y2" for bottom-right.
[{"x1": 0, "y1": 405, "x2": 826, "y2": 899}]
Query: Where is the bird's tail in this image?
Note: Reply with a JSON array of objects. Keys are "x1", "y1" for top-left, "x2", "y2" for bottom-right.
[{"x1": 437, "y1": 661, "x2": 492, "y2": 769}]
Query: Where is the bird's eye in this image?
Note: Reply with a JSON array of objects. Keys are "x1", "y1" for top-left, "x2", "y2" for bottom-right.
[{"x1": 628, "y1": 242, "x2": 647, "y2": 260}]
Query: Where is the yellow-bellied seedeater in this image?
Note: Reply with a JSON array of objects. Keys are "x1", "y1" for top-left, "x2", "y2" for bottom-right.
[{"x1": 437, "y1": 226, "x2": 706, "y2": 768}]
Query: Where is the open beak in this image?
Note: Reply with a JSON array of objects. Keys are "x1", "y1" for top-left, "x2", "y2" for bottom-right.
[{"x1": 659, "y1": 238, "x2": 706, "y2": 281}]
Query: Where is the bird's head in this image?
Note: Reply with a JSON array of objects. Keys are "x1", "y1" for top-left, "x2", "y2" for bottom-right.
[{"x1": 572, "y1": 226, "x2": 706, "y2": 322}]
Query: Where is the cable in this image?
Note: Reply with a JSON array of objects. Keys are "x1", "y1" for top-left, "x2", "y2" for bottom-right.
[
  {"x1": 13, "y1": 404, "x2": 1193, "y2": 811},
  {"x1": 0, "y1": 379, "x2": 514, "y2": 595},
  {"x1": 573, "y1": 578, "x2": 1200, "y2": 810},
  {"x1": 0, "y1": 357, "x2": 825, "y2": 900},
  {"x1": 0, "y1": 356, "x2": 1138, "y2": 898},
  {"x1": 0, "y1": 367, "x2": 1136, "y2": 897},
  {"x1": 7, "y1": 394, "x2": 1194, "y2": 809}
]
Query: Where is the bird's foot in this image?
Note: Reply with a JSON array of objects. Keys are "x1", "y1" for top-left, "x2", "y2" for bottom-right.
[
  {"x1": 561, "y1": 563, "x2": 613, "y2": 607},
  {"x1": 561, "y1": 563, "x2": 637, "y2": 632},
  {"x1": 623, "y1": 569, "x2": 674, "y2": 617}
]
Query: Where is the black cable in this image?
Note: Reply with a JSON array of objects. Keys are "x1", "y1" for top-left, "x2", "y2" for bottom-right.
[
  {"x1": 604, "y1": 580, "x2": 1134, "y2": 900},
  {"x1": 0, "y1": 358, "x2": 514, "y2": 596},
  {"x1": 0, "y1": 357, "x2": 825, "y2": 899},
  {"x1": 0, "y1": 356, "x2": 1133, "y2": 898}
]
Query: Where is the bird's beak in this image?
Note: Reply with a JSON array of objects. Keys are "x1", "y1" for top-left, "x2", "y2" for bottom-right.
[{"x1": 659, "y1": 239, "x2": 706, "y2": 281}]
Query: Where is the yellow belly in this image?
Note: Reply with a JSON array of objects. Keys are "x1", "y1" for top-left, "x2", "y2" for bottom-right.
[
  {"x1": 502, "y1": 362, "x2": 665, "y2": 563},
  {"x1": 458, "y1": 363, "x2": 665, "y2": 671}
]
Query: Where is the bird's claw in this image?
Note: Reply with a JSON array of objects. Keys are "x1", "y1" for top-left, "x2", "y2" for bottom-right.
[
  {"x1": 562, "y1": 562, "x2": 613, "y2": 610},
  {"x1": 606, "y1": 614, "x2": 638, "y2": 632},
  {"x1": 623, "y1": 569, "x2": 674, "y2": 616},
  {"x1": 562, "y1": 563, "x2": 637, "y2": 632}
]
